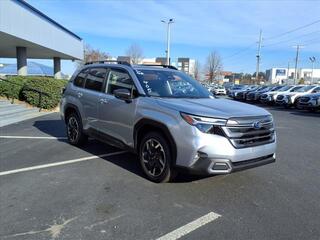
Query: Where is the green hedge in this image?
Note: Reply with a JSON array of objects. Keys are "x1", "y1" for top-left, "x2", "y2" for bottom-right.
[
  {"x1": 0, "y1": 76, "x2": 28, "y2": 100},
  {"x1": 0, "y1": 76, "x2": 68, "y2": 109}
]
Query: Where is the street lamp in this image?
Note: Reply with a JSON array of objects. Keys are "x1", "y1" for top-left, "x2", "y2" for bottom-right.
[
  {"x1": 309, "y1": 56, "x2": 316, "y2": 83},
  {"x1": 161, "y1": 18, "x2": 174, "y2": 65}
]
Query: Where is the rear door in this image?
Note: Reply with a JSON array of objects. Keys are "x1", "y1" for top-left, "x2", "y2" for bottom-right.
[
  {"x1": 81, "y1": 67, "x2": 107, "y2": 130},
  {"x1": 97, "y1": 67, "x2": 138, "y2": 146}
]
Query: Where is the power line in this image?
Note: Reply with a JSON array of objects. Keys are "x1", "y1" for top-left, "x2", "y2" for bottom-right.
[
  {"x1": 263, "y1": 30, "x2": 320, "y2": 47},
  {"x1": 265, "y1": 18, "x2": 320, "y2": 40},
  {"x1": 223, "y1": 42, "x2": 256, "y2": 60},
  {"x1": 302, "y1": 36, "x2": 320, "y2": 46}
]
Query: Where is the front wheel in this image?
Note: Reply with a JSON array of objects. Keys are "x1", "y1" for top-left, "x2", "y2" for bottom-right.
[
  {"x1": 139, "y1": 132, "x2": 176, "y2": 183},
  {"x1": 66, "y1": 112, "x2": 88, "y2": 146}
]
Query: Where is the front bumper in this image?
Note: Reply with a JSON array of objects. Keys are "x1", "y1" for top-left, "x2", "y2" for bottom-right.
[
  {"x1": 186, "y1": 153, "x2": 276, "y2": 175},
  {"x1": 298, "y1": 99, "x2": 320, "y2": 109},
  {"x1": 174, "y1": 121, "x2": 277, "y2": 175},
  {"x1": 260, "y1": 95, "x2": 273, "y2": 103}
]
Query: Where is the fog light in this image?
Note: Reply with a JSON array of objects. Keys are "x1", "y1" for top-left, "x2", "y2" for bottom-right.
[{"x1": 213, "y1": 162, "x2": 229, "y2": 170}]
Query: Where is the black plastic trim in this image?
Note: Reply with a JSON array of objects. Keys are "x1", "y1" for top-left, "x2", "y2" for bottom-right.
[
  {"x1": 64, "y1": 103, "x2": 81, "y2": 123},
  {"x1": 134, "y1": 119, "x2": 177, "y2": 165}
]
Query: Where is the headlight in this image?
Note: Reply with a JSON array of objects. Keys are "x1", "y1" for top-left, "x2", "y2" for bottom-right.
[{"x1": 180, "y1": 112, "x2": 227, "y2": 133}]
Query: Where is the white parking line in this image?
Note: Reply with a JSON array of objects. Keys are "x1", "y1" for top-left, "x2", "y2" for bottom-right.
[
  {"x1": 156, "y1": 212, "x2": 221, "y2": 240},
  {"x1": 0, "y1": 136, "x2": 67, "y2": 140},
  {"x1": 0, "y1": 151, "x2": 126, "y2": 176}
]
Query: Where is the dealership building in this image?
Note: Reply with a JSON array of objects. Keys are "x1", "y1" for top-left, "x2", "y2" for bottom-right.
[
  {"x1": 0, "y1": 0, "x2": 83, "y2": 78},
  {"x1": 266, "y1": 67, "x2": 320, "y2": 84},
  {"x1": 117, "y1": 56, "x2": 196, "y2": 77}
]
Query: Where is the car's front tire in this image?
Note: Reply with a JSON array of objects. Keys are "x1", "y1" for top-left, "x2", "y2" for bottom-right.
[
  {"x1": 66, "y1": 112, "x2": 88, "y2": 146},
  {"x1": 139, "y1": 132, "x2": 176, "y2": 183}
]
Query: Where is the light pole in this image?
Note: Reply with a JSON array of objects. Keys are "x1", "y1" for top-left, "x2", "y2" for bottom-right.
[
  {"x1": 161, "y1": 18, "x2": 174, "y2": 65},
  {"x1": 309, "y1": 56, "x2": 316, "y2": 83}
]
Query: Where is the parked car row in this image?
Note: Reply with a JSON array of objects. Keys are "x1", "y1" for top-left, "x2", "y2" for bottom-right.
[
  {"x1": 202, "y1": 83, "x2": 227, "y2": 95},
  {"x1": 228, "y1": 84, "x2": 320, "y2": 112}
]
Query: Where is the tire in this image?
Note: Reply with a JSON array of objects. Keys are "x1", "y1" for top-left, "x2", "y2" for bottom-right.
[
  {"x1": 139, "y1": 132, "x2": 176, "y2": 183},
  {"x1": 66, "y1": 112, "x2": 88, "y2": 146}
]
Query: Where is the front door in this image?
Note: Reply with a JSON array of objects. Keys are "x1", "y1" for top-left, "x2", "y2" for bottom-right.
[{"x1": 98, "y1": 68, "x2": 138, "y2": 147}]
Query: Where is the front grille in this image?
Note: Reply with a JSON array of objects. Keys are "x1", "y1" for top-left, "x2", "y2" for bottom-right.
[
  {"x1": 237, "y1": 92, "x2": 244, "y2": 97},
  {"x1": 247, "y1": 93, "x2": 254, "y2": 99},
  {"x1": 299, "y1": 97, "x2": 310, "y2": 103},
  {"x1": 277, "y1": 95, "x2": 284, "y2": 101},
  {"x1": 221, "y1": 116, "x2": 275, "y2": 148}
]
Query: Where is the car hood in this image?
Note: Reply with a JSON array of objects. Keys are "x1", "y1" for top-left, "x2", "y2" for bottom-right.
[
  {"x1": 285, "y1": 92, "x2": 307, "y2": 96},
  {"x1": 265, "y1": 91, "x2": 283, "y2": 95},
  {"x1": 273, "y1": 90, "x2": 290, "y2": 95},
  {"x1": 154, "y1": 98, "x2": 270, "y2": 119}
]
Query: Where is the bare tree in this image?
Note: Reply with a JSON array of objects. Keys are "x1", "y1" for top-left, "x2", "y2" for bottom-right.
[
  {"x1": 83, "y1": 44, "x2": 110, "y2": 62},
  {"x1": 76, "y1": 44, "x2": 110, "y2": 68},
  {"x1": 126, "y1": 43, "x2": 144, "y2": 64},
  {"x1": 205, "y1": 51, "x2": 222, "y2": 83},
  {"x1": 193, "y1": 60, "x2": 201, "y2": 81}
]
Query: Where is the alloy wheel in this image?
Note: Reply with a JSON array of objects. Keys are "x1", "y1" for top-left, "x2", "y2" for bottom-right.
[
  {"x1": 141, "y1": 139, "x2": 166, "y2": 177},
  {"x1": 67, "y1": 116, "x2": 79, "y2": 142}
]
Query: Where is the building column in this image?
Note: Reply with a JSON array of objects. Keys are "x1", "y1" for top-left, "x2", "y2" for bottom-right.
[
  {"x1": 53, "y1": 57, "x2": 61, "y2": 79},
  {"x1": 16, "y1": 47, "x2": 27, "y2": 76}
]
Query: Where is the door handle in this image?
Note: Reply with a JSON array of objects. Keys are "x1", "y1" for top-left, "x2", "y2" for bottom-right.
[
  {"x1": 99, "y1": 98, "x2": 108, "y2": 104},
  {"x1": 77, "y1": 92, "x2": 83, "y2": 98}
]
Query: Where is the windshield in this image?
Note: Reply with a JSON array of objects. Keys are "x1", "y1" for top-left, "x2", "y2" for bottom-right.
[
  {"x1": 296, "y1": 85, "x2": 315, "y2": 92},
  {"x1": 278, "y1": 85, "x2": 292, "y2": 91},
  {"x1": 232, "y1": 85, "x2": 245, "y2": 90},
  {"x1": 290, "y1": 86, "x2": 304, "y2": 92},
  {"x1": 257, "y1": 86, "x2": 268, "y2": 91},
  {"x1": 135, "y1": 69, "x2": 210, "y2": 98},
  {"x1": 271, "y1": 86, "x2": 283, "y2": 91}
]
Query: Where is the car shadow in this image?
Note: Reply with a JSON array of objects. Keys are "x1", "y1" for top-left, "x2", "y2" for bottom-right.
[{"x1": 33, "y1": 119, "x2": 211, "y2": 183}]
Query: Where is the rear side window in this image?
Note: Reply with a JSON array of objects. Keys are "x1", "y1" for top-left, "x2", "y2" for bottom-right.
[
  {"x1": 73, "y1": 69, "x2": 88, "y2": 87},
  {"x1": 85, "y1": 68, "x2": 107, "y2": 92},
  {"x1": 106, "y1": 69, "x2": 136, "y2": 95}
]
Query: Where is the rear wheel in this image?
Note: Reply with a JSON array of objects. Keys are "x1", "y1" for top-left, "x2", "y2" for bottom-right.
[
  {"x1": 66, "y1": 112, "x2": 88, "y2": 146},
  {"x1": 139, "y1": 132, "x2": 176, "y2": 183}
]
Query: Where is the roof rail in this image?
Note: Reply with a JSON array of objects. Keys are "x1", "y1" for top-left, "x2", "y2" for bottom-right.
[
  {"x1": 139, "y1": 64, "x2": 178, "y2": 70},
  {"x1": 84, "y1": 60, "x2": 131, "y2": 67}
]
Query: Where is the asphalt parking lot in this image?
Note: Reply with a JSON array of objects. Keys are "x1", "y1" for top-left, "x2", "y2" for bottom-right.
[{"x1": 0, "y1": 105, "x2": 320, "y2": 240}]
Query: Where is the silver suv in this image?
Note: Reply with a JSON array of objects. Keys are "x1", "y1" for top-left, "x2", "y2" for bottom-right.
[{"x1": 60, "y1": 61, "x2": 276, "y2": 183}]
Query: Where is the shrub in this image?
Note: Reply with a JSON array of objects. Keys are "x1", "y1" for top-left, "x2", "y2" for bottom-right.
[
  {"x1": 0, "y1": 76, "x2": 68, "y2": 109},
  {"x1": 0, "y1": 76, "x2": 28, "y2": 100},
  {"x1": 23, "y1": 77, "x2": 68, "y2": 109}
]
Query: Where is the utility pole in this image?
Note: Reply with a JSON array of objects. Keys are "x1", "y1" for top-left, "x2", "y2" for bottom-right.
[
  {"x1": 287, "y1": 62, "x2": 290, "y2": 82},
  {"x1": 255, "y1": 30, "x2": 262, "y2": 84},
  {"x1": 161, "y1": 19, "x2": 174, "y2": 65},
  {"x1": 293, "y1": 45, "x2": 304, "y2": 84}
]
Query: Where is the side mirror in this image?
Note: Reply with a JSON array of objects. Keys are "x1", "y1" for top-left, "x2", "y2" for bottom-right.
[{"x1": 114, "y1": 88, "x2": 132, "y2": 103}]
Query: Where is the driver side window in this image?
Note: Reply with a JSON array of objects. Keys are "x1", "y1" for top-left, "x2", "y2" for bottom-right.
[{"x1": 106, "y1": 69, "x2": 137, "y2": 96}]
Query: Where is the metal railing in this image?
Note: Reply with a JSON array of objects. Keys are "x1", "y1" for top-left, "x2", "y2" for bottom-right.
[{"x1": 0, "y1": 77, "x2": 50, "y2": 112}]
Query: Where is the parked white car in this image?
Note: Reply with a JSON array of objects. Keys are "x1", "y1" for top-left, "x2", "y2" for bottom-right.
[
  {"x1": 213, "y1": 86, "x2": 226, "y2": 95},
  {"x1": 260, "y1": 85, "x2": 303, "y2": 104},
  {"x1": 276, "y1": 85, "x2": 320, "y2": 108}
]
